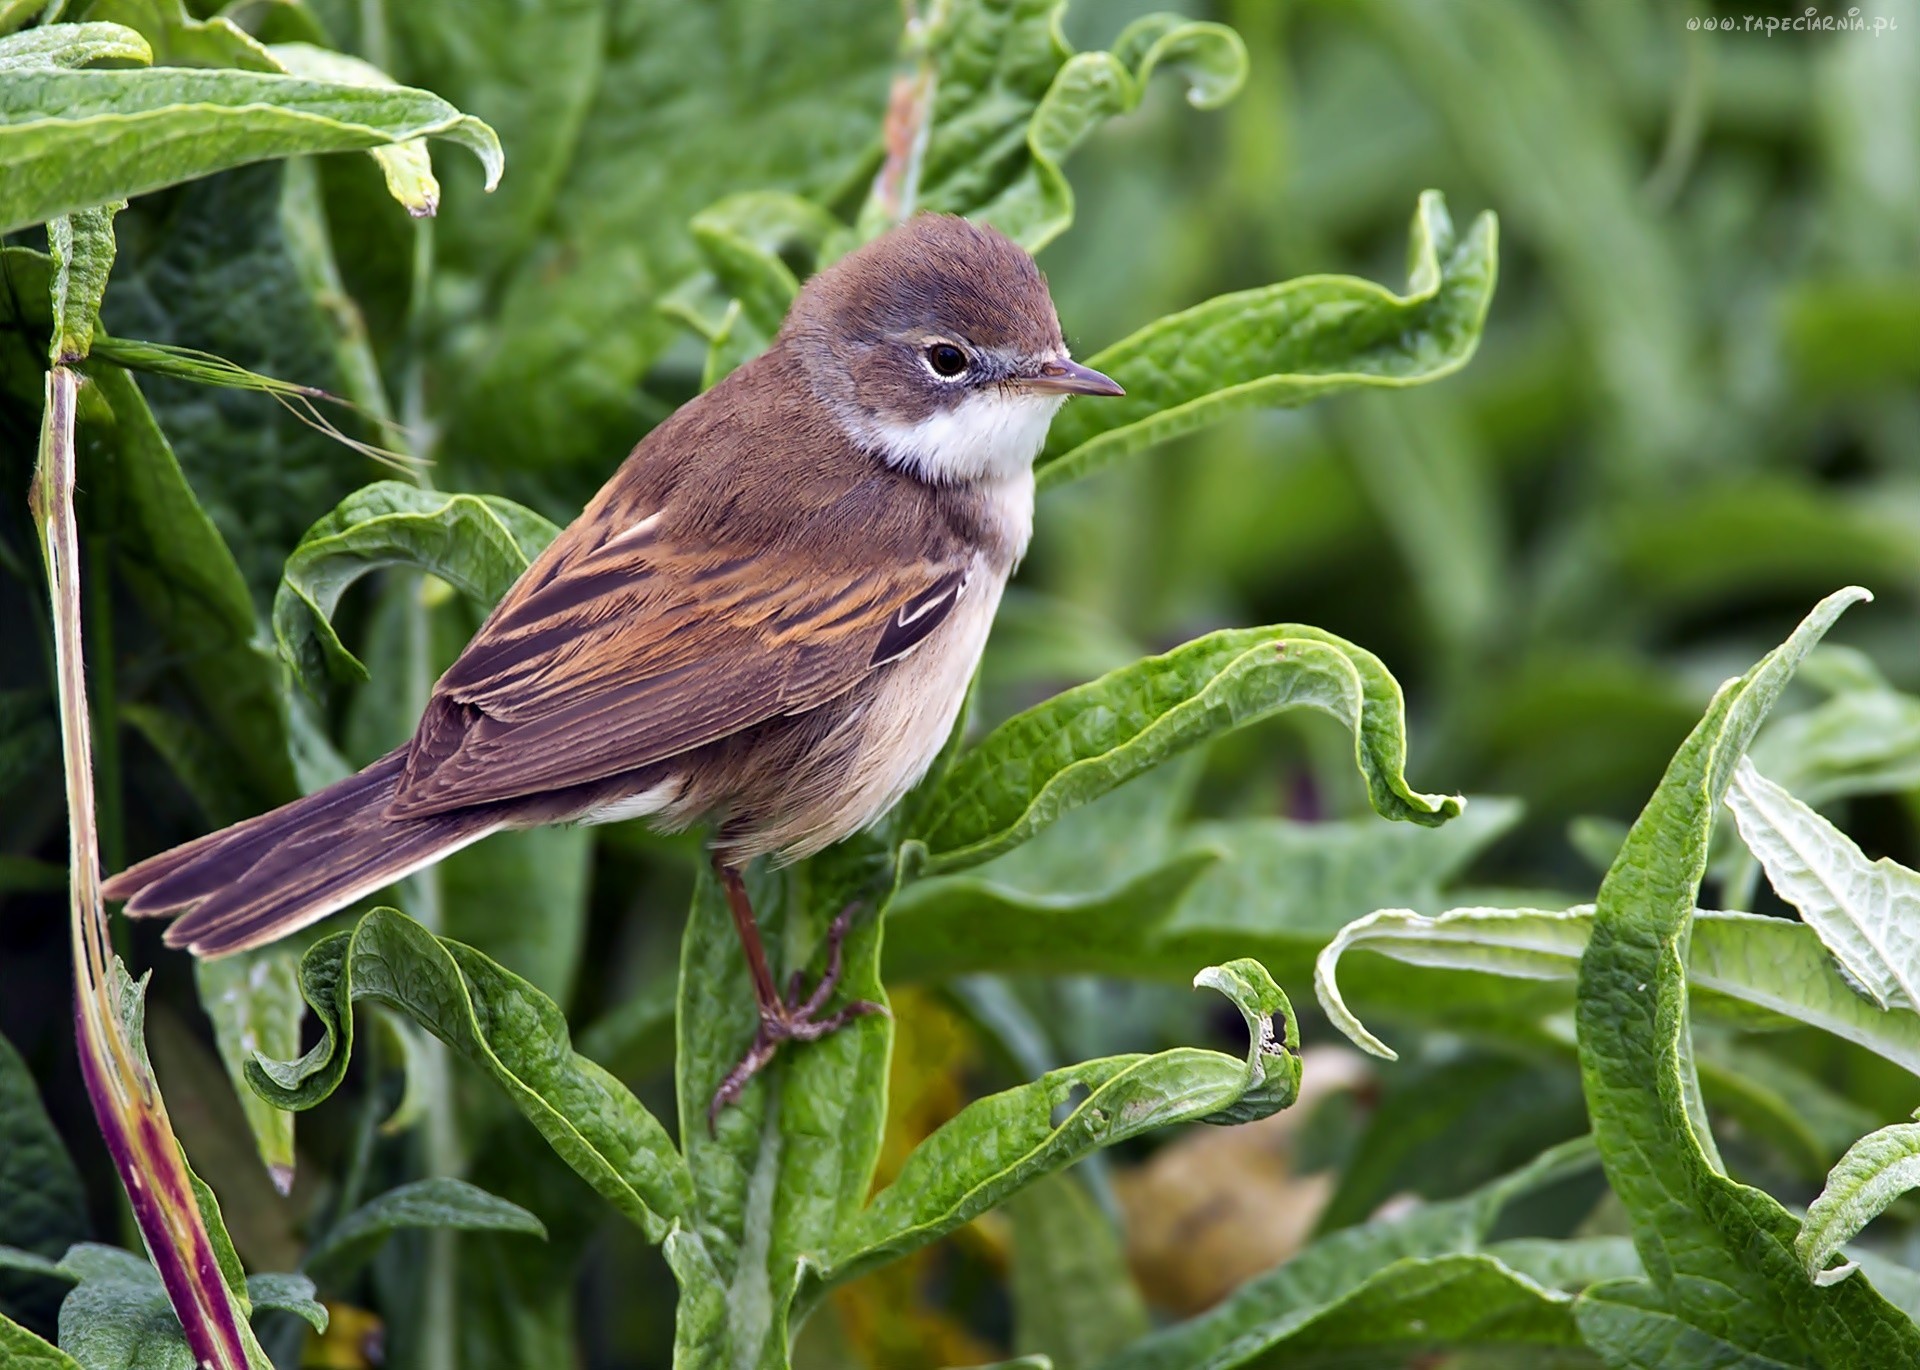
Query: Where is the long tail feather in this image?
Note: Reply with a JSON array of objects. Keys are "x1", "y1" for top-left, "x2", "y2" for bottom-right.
[{"x1": 103, "y1": 750, "x2": 501, "y2": 958}]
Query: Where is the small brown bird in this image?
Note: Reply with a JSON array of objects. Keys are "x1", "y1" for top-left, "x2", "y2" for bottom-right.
[{"x1": 104, "y1": 214, "x2": 1121, "y2": 1113}]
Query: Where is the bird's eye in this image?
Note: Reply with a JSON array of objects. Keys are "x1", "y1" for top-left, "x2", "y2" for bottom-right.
[{"x1": 924, "y1": 342, "x2": 970, "y2": 379}]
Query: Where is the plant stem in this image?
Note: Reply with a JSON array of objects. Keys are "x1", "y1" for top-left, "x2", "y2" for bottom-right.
[{"x1": 37, "y1": 363, "x2": 256, "y2": 1370}]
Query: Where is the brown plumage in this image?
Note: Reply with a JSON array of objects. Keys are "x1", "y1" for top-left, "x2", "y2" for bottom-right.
[{"x1": 103, "y1": 214, "x2": 1121, "y2": 1113}]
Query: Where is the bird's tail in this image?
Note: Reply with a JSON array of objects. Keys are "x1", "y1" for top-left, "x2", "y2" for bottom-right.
[{"x1": 102, "y1": 749, "x2": 502, "y2": 958}]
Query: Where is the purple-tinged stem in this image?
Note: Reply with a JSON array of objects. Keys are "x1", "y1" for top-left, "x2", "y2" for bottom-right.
[{"x1": 34, "y1": 366, "x2": 257, "y2": 1370}]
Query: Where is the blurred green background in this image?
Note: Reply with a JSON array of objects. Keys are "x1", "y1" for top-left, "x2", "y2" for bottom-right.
[{"x1": 6, "y1": 0, "x2": 1920, "y2": 1364}]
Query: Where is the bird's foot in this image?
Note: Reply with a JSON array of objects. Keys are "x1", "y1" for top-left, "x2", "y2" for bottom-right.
[{"x1": 707, "y1": 906, "x2": 886, "y2": 1129}]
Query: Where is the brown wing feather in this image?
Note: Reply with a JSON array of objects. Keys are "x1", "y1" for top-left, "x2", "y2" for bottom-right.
[{"x1": 387, "y1": 511, "x2": 967, "y2": 819}]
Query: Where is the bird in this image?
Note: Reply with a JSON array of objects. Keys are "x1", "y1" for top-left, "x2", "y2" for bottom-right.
[{"x1": 102, "y1": 212, "x2": 1123, "y2": 1116}]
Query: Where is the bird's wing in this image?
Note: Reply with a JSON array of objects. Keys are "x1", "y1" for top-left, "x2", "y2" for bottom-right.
[{"x1": 387, "y1": 511, "x2": 972, "y2": 817}]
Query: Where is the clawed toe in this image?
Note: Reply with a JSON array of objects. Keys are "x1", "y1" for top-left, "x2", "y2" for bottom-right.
[{"x1": 706, "y1": 902, "x2": 888, "y2": 1130}]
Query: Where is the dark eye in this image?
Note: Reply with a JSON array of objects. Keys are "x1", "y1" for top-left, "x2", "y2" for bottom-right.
[{"x1": 925, "y1": 342, "x2": 969, "y2": 378}]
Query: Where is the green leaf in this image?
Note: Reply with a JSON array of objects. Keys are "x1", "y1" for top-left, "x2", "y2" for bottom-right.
[
  {"x1": 1316, "y1": 904, "x2": 1920, "y2": 1074},
  {"x1": 1315, "y1": 1054, "x2": 1588, "y2": 1237},
  {"x1": 812, "y1": 958, "x2": 1299, "y2": 1300},
  {"x1": 53, "y1": 1245, "x2": 198, "y2": 1370},
  {"x1": 1571, "y1": 1278, "x2": 1802, "y2": 1370},
  {"x1": 671, "y1": 854, "x2": 897, "y2": 1369},
  {"x1": 380, "y1": 0, "x2": 606, "y2": 279},
  {"x1": 1749, "y1": 648, "x2": 1920, "y2": 808},
  {"x1": 1097, "y1": 1138, "x2": 1598, "y2": 1370},
  {"x1": 47, "y1": 205, "x2": 116, "y2": 367},
  {"x1": 0, "y1": 1309, "x2": 80, "y2": 1369},
  {"x1": 0, "y1": 1032, "x2": 89, "y2": 1326},
  {"x1": 77, "y1": 0, "x2": 276, "y2": 71},
  {"x1": 192, "y1": 952, "x2": 303, "y2": 1192},
  {"x1": 0, "y1": 66, "x2": 502, "y2": 234},
  {"x1": 0, "y1": 21, "x2": 149, "y2": 73},
  {"x1": 1798, "y1": 1123, "x2": 1920, "y2": 1287},
  {"x1": 272, "y1": 480, "x2": 559, "y2": 697},
  {"x1": 1726, "y1": 757, "x2": 1920, "y2": 1011},
  {"x1": 304, "y1": 1177, "x2": 546, "y2": 1285},
  {"x1": 246, "y1": 907, "x2": 692, "y2": 1245},
  {"x1": 430, "y1": 0, "x2": 897, "y2": 483},
  {"x1": 242, "y1": 1274, "x2": 325, "y2": 1334},
  {"x1": 897, "y1": 1, "x2": 1247, "y2": 251},
  {"x1": 1036, "y1": 192, "x2": 1497, "y2": 488},
  {"x1": 914, "y1": 624, "x2": 1460, "y2": 872},
  {"x1": 1487, "y1": 1236, "x2": 1644, "y2": 1291},
  {"x1": 79, "y1": 361, "x2": 300, "y2": 813},
  {"x1": 0, "y1": 243, "x2": 296, "y2": 811},
  {"x1": 1573, "y1": 587, "x2": 1920, "y2": 1363},
  {"x1": 266, "y1": 43, "x2": 441, "y2": 216},
  {"x1": 1007, "y1": 1173, "x2": 1148, "y2": 1370},
  {"x1": 883, "y1": 849, "x2": 1222, "y2": 983}
]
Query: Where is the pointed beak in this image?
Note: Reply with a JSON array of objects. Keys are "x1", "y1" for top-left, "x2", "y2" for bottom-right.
[{"x1": 1019, "y1": 357, "x2": 1125, "y2": 397}]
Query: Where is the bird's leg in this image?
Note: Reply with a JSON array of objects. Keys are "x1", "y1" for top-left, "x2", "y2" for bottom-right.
[{"x1": 708, "y1": 860, "x2": 886, "y2": 1127}]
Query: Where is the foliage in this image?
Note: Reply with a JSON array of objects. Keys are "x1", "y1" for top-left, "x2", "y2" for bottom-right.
[{"x1": 4, "y1": 0, "x2": 1920, "y2": 1366}]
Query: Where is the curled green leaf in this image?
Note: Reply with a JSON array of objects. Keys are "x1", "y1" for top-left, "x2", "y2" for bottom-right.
[
  {"x1": 905, "y1": 1, "x2": 1248, "y2": 250},
  {"x1": 273, "y1": 481, "x2": 558, "y2": 697},
  {"x1": 914, "y1": 624, "x2": 1459, "y2": 873},
  {"x1": 809, "y1": 959, "x2": 1297, "y2": 1304},
  {"x1": 1315, "y1": 904, "x2": 1920, "y2": 1073},
  {"x1": 1038, "y1": 192, "x2": 1497, "y2": 488},
  {"x1": 246, "y1": 907, "x2": 692, "y2": 1244},
  {"x1": 1798, "y1": 1123, "x2": 1920, "y2": 1287},
  {"x1": 0, "y1": 67, "x2": 503, "y2": 234}
]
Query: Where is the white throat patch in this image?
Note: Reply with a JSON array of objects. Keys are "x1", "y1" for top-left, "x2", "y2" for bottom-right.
[{"x1": 859, "y1": 388, "x2": 1067, "y2": 485}]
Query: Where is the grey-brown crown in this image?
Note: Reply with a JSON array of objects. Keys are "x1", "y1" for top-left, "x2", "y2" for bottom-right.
[{"x1": 787, "y1": 214, "x2": 1062, "y2": 355}]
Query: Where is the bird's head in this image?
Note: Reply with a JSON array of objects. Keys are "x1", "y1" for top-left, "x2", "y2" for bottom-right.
[{"x1": 782, "y1": 214, "x2": 1122, "y2": 485}]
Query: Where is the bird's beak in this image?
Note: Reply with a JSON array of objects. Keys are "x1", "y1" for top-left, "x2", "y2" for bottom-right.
[{"x1": 1019, "y1": 358, "x2": 1125, "y2": 397}]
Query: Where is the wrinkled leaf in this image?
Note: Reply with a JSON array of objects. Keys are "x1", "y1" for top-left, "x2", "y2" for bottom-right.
[
  {"x1": 1037, "y1": 192, "x2": 1497, "y2": 488},
  {"x1": 1573, "y1": 587, "x2": 1920, "y2": 1363},
  {"x1": 901, "y1": 1, "x2": 1247, "y2": 250},
  {"x1": 1726, "y1": 757, "x2": 1920, "y2": 1012},
  {"x1": 915, "y1": 624, "x2": 1459, "y2": 872},
  {"x1": 0, "y1": 21, "x2": 148, "y2": 73},
  {"x1": 305, "y1": 1177, "x2": 546, "y2": 1285},
  {"x1": 1570, "y1": 1278, "x2": 1798, "y2": 1370},
  {"x1": 242, "y1": 1273, "x2": 324, "y2": 1334},
  {"x1": 812, "y1": 959, "x2": 1298, "y2": 1300},
  {"x1": 47, "y1": 205, "x2": 117, "y2": 366},
  {"x1": 0, "y1": 67, "x2": 502, "y2": 234},
  {"x1": 1798, "y1": 1123, "x2": 1920, "y2": 1287},
  {"x1": 272, "y1": 481, "x2": 558, "y2": 696},
  {"x1": 267, "y1": 43, "x2": 440, "y2": 215},
  {"x1": 246, "y1": 907, "x2": 691, "y2": 1244}
]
